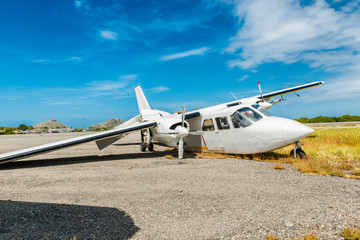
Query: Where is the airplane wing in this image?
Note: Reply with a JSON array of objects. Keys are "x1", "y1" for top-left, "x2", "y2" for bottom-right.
[
  {"x1": 247, "y1": 81, "x2": 324, "y2": 102},
  {"x1": 0, "y1": 120, "x2": 157, "y2": 164}
]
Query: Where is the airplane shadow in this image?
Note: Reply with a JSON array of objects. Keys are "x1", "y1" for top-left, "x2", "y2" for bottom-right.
[
  {"x1": 0, "y1": 149, "x2": 180, "y2": 170},
  {"x1": 0, "y1": 200, "x2": 139, "y2": 240},
  {"x1": 113, "y1": 142, "x2": 168, "y2": 147}
]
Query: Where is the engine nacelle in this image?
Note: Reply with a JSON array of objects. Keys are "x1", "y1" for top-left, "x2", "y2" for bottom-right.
[{"x1": 152, "y1": 115, "x2": 189, "y2": 147}]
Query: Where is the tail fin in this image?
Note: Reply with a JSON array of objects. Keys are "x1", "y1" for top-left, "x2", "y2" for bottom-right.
[{"x1": 135, "y1": 86, "x2": 151, "y2": 113}]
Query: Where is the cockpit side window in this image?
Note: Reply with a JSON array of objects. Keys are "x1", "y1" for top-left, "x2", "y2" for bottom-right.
[
  {"x1": 202, "y1": 118, "x2": 215, "y2": 131},
  {"x1": 251, "y1": 104, "x2": 273, "y2": 116},
  {"x1": 215, "y1": 116, "x2": 230, "y2": 130},
  {"x1": 231, "y1": 107, "x2": 263, "y2": 128}
]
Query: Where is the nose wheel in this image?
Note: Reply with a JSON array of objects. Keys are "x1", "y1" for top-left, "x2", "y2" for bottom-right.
[{"x1": 290, "y1": 141, "x2": 307, "y2": 159}]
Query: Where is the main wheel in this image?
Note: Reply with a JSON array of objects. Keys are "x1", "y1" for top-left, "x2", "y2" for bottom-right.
[
  {"x1": 148, "y1": 142, "x2": 154, "y2": 151},
  {"x1": 140, "y1": 142, "x2": 147, "y2": 152}
]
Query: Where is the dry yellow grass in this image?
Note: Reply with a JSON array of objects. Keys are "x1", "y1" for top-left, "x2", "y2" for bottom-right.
[
  {"x1": 266, "y1": 235, "x2": 277, "y2": 240},
  {"x1": 274, "y1": 128, "x2": 360, "y2": 178},
  {"x1": 273, "y1": 164, "x2": 286, "y2": 170},
  {"x1": 265, "y1": 233, "x2": 320, "y2": 240},
  {"x1": 341, "y1": 227, "x2": 360, "y2": 240},
  {"x1": 299, "y1": 234, "x2": 319, "y2": 240},
  {"x1": 196, "y1": 128, "x2": 360, "y2": 178}
]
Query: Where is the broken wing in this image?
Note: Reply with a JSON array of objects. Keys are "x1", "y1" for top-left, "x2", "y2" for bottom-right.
[{"x1": 0, "y1": 120, "x2": 157, "y2": 164}]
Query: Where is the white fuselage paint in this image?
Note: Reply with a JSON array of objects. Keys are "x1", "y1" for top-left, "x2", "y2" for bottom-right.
[{"x1": 151, "y1": 104, "x2": 313, "y2": 154}]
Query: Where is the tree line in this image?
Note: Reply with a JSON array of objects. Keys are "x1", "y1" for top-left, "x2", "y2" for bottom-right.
[{"x1": 295, "y1": 115, "x2": 360, "y2": 123}]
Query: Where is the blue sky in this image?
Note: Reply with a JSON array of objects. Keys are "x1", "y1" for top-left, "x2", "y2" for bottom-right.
[{"x1": 1, "y1": 0, "x2": 359, "y2": 128}]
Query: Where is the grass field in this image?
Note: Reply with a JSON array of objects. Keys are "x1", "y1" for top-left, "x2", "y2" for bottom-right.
[{"x1": 196, "y1": 128, "x2": 360, "y2": 179}]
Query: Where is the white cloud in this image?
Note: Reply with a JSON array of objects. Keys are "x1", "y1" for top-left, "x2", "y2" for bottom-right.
[
  {"x1": 304, "y1": 67, "x2": 360, "y2": 102},
  {"x1": 225, "y1": 0, "x2": 360, "y2": 71},
  {"x1": 88, "y1": 81, "x2": 127, "y2": 91},
  {"x1": 150, "y1": 86, "x2": 170, "y2": 93},
  {"x1": 224, "y1": 0, "x2": 360, "y2": 100},
  {"x1": 74, "y1": 0, "x2": 82, "y2": 8},
  {"x1": 237, "y1": 74, "x2": 250, "y2": 82},
  {"x1": 160, "y1": 47, "x2": 210, "y2": 61},
  {"x1": 99, "y1": 30, "x2": 118, "y2": 40},
  {"x1": 67, "y1": 56, "x2": 82, "y2": 62},
  {"x1": 50, "y1": 101, "x2": 70, "y2": 106},
  {"x1": 87, "y1": 74, "x2": 137, "y2": 91},
  {"x1": 31, "y1": 59, "x2": 50, "y2": 63}
]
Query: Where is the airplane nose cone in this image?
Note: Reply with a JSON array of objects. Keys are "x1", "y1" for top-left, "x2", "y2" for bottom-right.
[{"x1": 282, "y1": 120, "x2": 314, "y2": 144}]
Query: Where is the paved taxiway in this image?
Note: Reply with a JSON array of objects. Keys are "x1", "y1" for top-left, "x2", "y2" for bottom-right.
[{"x1": 1, "y1": 132, "x2": 359, "y2": 239}]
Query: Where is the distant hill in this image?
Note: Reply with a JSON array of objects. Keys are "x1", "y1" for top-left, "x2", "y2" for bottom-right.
[
  {"x1": 90, "y1": 118, "x2": 124, "y2": 129},
  {"x1": 34, "y1": 119, "x2": 69, "y2": 129},
  {"x1": 295, "y1": 115, "x2": 360, "y2": 123}
]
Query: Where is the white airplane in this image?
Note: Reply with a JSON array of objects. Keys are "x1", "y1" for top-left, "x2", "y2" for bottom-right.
[{"x1": 0, "y1": 81, "x2": 323, "y2": 164}]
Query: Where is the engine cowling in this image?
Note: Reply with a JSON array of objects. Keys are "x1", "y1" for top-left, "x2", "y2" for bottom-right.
[{"x1": 152, "y1": 116, "x2": 189, "y2": 147}]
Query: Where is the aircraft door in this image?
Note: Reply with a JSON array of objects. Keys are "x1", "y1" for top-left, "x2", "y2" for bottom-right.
[{"x1": 201, "y1": 118, "x2": 226, "y2": 152}]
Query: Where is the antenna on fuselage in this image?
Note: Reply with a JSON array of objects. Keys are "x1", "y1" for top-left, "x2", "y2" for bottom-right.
[{"x1": 230, "y1": 92, "x2": 242, "y2": 105}]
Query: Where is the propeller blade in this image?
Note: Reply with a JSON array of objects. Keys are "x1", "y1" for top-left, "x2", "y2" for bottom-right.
[
  {"x1": 189, "y1": 130, "x2": 203, "y2": 135},
  {"x1": 258, "y1": 81, "x2": 264, "y2": 102},
  {"x1": 158, "y1": 129, "x2": 178, "y2": 134},
  {"x1": 181, "y1": 105, "x2": 186, "y2": 127},
  {"x1": 178, "y1": 137, "x2": 184, "y2": 159}
]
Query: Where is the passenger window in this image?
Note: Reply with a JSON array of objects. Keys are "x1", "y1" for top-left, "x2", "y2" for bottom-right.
[
  {"x1": 231, "y1": 107, "x2": 262, "y2": 128},
  {"x1": 215, "y1": 117, "x2": 230, "y2": 130},
  {"x1": 202, "y1": 118, "x2": 215, "y2": 131}
]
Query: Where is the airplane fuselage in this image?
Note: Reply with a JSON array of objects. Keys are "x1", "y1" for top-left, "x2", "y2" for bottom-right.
[{"x1": 148, "y1": 104, "x2": 313, "y2": 154}]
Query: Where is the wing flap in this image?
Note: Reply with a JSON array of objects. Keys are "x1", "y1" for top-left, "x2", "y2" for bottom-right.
[
  {"x1": 95, "y1": 134, "x2": 125, "y2": 150},
  {"x1": 0, "y1": 121, "x2": 157, "y2": 164}
]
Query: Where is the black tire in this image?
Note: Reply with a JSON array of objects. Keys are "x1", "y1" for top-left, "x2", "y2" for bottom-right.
[
  {"x1": 297, "y1": 148, "x2": 307, "y2": 159},
  {"x1": 290, "y1": 148, "x2": 307, "y2": 159},
  {"x1": 140, "y1": 142, "x2": 147, "y2": 152},
  {"x1": 290, "y1": 149, "x2": 294, "y2": 157},
  {"x1": 148, "y1": 143, "x2": 154, "y2": 151}
]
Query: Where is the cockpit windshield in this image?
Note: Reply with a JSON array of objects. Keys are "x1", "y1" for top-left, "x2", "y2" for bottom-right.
[
  {"x1": 251, "y1": 104, "x2": 273, "y2": 117},
  {"x1": 230, "y1": 107, "x2": 263, "y2": 128}
]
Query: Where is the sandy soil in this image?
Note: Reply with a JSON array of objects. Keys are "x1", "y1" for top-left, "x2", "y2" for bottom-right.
[{"x1": 0, "y1": 132, "x2": 359, "y2": 239}]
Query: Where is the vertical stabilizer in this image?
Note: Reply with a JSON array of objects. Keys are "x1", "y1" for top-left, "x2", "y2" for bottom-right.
[{"x1": 135, "y1": 86, "x2": 151, "y2": 113}]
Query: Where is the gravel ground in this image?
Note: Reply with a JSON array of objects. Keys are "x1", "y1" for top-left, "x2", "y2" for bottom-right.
[{"x1": 0, "y1": 133, "x2": 359, "y2": 239}]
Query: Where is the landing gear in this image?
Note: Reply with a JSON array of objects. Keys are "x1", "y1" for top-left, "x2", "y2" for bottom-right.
[
  {"x1": 140, "y1": 142, "x2": 147, "y2": 152},
  {"x1": 140, "y1": 129, "x2": 154, "y2": 152},
  {"x1": 290, "y1": 141, "x2": 307, "y2": 159},
  {"x1": 148, "y1": 142, "x2": 154, "y2": 151}
]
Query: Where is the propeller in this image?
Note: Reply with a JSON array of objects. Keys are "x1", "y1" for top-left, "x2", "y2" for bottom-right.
[
  {"x1": 258, "y1": 81, "x2": 265, "y2": 102},
  {"x1": 177, "y1": 105, "x2": 187, "y2": 159}
]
